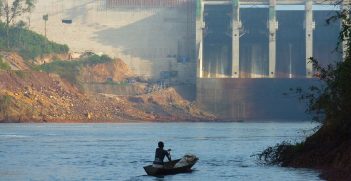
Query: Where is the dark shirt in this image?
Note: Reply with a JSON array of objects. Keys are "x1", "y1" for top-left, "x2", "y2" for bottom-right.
[{"x1": 153, "y1": 148, "x2": 171, "y2": 164}]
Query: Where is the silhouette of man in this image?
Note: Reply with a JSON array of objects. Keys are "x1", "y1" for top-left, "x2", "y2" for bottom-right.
[{"x1": 153, "y1": 141, "x2": 171, "y2": 168}]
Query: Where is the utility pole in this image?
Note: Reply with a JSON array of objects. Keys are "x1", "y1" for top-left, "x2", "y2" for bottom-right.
[{"x1": 43, "y1": 14, "x2": 48, "y2": 37}]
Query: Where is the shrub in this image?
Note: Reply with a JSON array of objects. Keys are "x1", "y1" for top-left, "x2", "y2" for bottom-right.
[
  {"x1": 0, "y1": 22, "x2": 69, "y2": 60},
  {"x1": 0, "y1": 56, "x2": 11, "y2": 70},
  {"x1": 14, "y1": 70, "x2": 26, "y2": 78},
  {"x1": 258, "y1": 1, "x2": 351, "y2": 168},
  {"x1": 36, "y1": 54, "x2": 113, "y2": 85},
  {"x1": 0, "y1": 95, "x2": 12, "y2": 118}
]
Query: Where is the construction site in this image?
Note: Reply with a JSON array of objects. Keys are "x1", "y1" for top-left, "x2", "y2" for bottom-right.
[{"x1": 27, "y1": 0, "x2": 343, "y2": 120}]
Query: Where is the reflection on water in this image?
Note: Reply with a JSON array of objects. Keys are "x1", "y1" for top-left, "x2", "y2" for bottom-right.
[{"x1": 0, "y1": 122, "x2": 323, "y2": 181}]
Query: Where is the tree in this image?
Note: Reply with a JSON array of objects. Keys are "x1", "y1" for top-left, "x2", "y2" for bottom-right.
[
  {"x1": 301, "y1": 1, "x2": 351, "y2": 127},
  {"x1": 1, "y1": 0, "x2": 36, "y2": 48},
  {"x1": 258, "y1": 1, "x2": 351, "y2": 173},
  {"x1": 42, "y1": 14, "x2": 48, "y2": 37},
  {"x1": 25, "y1": 0, "x2": 35, "y2": 27},
  {"x1": 15, "y1": 20, "x2": 27, "y2": 47},
  {"x1": 0, "y1": 1, "x2": 3, "y2": 21}
]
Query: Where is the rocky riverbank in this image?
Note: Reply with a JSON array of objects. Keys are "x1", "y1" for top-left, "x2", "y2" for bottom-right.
[{"x1": 0, "y1": 70, "x2": 215, "y2": 123}]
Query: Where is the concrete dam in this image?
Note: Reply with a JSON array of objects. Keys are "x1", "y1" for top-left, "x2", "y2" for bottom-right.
[
  {"x1": 29, "y1": 0, "x2": 343, "y2": 120},
  {"x1": 196, "y1": 0, "x2": 342, "y2": 120}
]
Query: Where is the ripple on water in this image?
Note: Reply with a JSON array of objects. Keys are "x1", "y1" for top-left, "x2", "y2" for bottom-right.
[
  {"x1": 0, "y1": 123, "x2": 322, "y2": 181},
  {"x1": 0, "y1": 134, "x2": 30, "y2": 138}
]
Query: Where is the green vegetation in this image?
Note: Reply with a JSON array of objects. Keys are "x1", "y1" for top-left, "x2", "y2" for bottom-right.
[
  {"x1": 0, "y1": 56, "x2": 11, "y2": 70},
  {"x1": 103, "y1": 79, "x2": 128, "y2": 86},
  {"x1": 14, "y1": 70, "x2": 27, "y2": 79},
  {"x1": 0, "y1": 0, "x2": 68, "y2": 60},
  {"x1": 0, "y1": 22, "x2": 69, "y2": 60},
  {"x1": 0, "y1": 95, "x2": 12, "y2": 119},
  {"x1": 258, "y1": 2, "x2": 351, "y2": 179},
  {"x1": 1, "y1": 0, "x2": 36, "y2": 48},
  {"x1": 36, "y1": 55, "x2": 113, "y2": 84}
]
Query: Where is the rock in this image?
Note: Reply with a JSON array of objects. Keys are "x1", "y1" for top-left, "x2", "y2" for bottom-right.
[{"x1": 85, "y1": 112, "x2": 92, "y2": 119}]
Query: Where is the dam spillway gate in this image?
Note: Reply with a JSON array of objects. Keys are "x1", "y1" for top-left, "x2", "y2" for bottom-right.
[{"x1": 195, "y1": 0, "x2": 343, "y2": 120}]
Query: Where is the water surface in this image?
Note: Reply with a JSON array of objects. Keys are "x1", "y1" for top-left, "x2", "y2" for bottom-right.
[{"x1": 0, "y1": 122, "x2": 323, "y2": 181}]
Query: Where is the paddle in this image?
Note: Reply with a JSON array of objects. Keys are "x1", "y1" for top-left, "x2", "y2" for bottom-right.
[{"x1": 167, "y1": 149, "x2": 172, "y2": 161}]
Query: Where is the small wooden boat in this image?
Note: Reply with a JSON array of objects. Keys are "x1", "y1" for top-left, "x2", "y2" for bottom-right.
[{"x1": 143, "y1": 158, "x2": 198, "y2": 176}]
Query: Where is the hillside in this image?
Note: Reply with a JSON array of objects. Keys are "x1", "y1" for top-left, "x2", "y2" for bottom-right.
[
  {"x1": 0, "y1": 51, "x2": 215, "y2": 122},
  {"x1": 0, "y1": 70, "x2": 215, "y2": 122}
]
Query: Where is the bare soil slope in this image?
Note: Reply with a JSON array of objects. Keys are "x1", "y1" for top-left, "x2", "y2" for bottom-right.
[
  {"x1": 0, "y1": 70, "x2": 215, "y2": 122},
  {"x1": 79, "y1": 58, "x2": 133, "y2": 83}
]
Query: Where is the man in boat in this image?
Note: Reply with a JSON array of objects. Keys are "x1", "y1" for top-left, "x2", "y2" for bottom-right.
[{"x1": 153, "y1": 141, "x2": 172, "y2": 168}]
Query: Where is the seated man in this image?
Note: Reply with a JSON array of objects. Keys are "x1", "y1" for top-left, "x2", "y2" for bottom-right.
[{"x1": 153, "y1": 141, "x2": 171, "y2": 168}]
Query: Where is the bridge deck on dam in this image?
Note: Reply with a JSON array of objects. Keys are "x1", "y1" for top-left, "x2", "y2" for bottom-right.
[{"x1": 203, "y1": 0, "x2": 342, "y2": 5}]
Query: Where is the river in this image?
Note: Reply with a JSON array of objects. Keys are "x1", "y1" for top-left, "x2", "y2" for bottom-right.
[{"x1": 0, "y1": 122, "x2": 323, "y2": 181}]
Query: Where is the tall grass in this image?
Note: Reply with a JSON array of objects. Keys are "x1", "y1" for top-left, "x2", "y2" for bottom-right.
[
  {"x1": 0, "y1": 22, "x2": 69, "y2": 60},
  {"x1": 36, "y1": 55, "x2": 113, "y2": 85}
]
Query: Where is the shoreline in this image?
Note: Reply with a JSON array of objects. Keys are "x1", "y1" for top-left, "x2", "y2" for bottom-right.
[{"x1": 0, "y1": 119, "x2": 314, "y2": 123}]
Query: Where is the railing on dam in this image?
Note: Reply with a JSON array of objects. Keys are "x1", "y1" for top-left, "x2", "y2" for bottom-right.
[
  {"x1": 203, "y1": 0, "x2": 342, "y2": 5},
  {"x1": 100, "y1": 0, "x2": 345, "y2": 8},
  {"x1": 97, "y1": 0, "x2": 345, "y2": 16},
  {"x1": 101, "y1": 0, "x2": 193, "y2": 8}
]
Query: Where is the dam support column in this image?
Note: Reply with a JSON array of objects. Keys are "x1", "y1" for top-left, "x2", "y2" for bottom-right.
[
  {"x1": 196, "y1": 0, "x2": 204, "y2": 78},
  {"x1": 268, "y1": 0, "x2": 277, "y2": 78},
  {"x1": 199, "y1": 41, "x2": 203, "y2": 78},
  {"x1": 342, "y1": 0, "x2": 350, "y2": 60},
  {"x1": 305, "y1": 0, "x2": 315, "y2": 78},
  {"x1": 232, "y1": 0, "x2": 241, "y2": 78}
]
